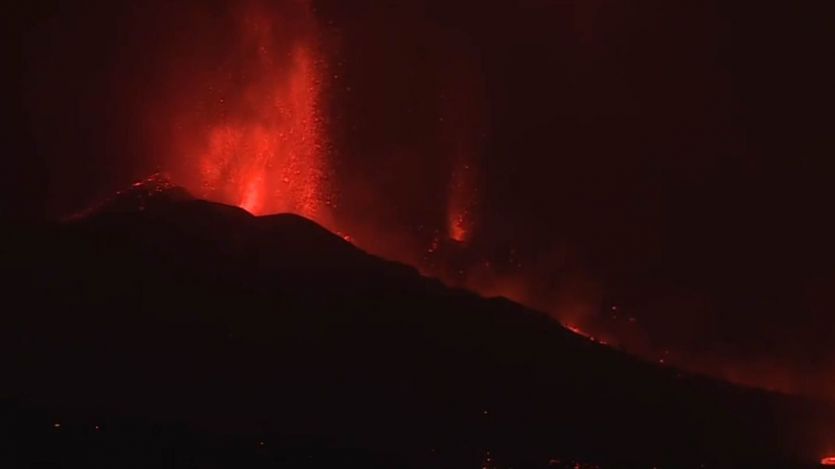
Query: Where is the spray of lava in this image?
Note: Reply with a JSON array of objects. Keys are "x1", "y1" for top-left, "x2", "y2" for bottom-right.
[
  {"x1": 170, "y1": 0, "x2": 330, "y2": 223},
  {"x1": 441, "y1": 49, "x2": 484, "y2": 245},
  {"x1": 447, "y1": 154, "x2": 477, "y2": 244}
]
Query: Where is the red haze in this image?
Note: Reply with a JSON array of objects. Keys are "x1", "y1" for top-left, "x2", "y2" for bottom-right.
[
  {"x1": 165, "y1": 0, "x2": 333, "y2": 226},
  {"x1": 128, "y1": 0, "x2": 835, "y2": 402}
]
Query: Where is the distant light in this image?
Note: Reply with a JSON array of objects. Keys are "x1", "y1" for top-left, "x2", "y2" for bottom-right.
[
  {"x1": 52, "y1": 423, "x2": 61, "y2": 429},
  {"x1": 822, "y1": 456, "x2": 835, "y2": 465}
]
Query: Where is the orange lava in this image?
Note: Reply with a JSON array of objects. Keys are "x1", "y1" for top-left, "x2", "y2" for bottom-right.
[
  {"x1": 188, "y1": 0, "x2": 328, "y2": 221},
  {"x1": 822, "y1": 456, "x2": 835, "y2": 465}
]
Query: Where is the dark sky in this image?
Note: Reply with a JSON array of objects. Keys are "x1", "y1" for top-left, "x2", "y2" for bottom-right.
[{"x1": 5, "y1": 0, "x2": 835, "y2": 396}]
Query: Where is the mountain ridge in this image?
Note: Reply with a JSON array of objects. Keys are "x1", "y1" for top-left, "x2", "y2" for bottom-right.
[{"x1": 1, "y1": 185, "x2": 833, "y2": 467}]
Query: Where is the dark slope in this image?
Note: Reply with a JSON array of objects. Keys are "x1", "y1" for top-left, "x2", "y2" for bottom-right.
[{"x1": 1, "y1": 187, "x2": 833, "y2": 468}]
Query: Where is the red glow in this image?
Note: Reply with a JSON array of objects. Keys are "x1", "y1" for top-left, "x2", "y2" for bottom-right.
[
  {"x1": 440, "y1": 48, "x2": 483, "y2": 245},
  {"x1": 147, "y1": 0, "x2": 830, "y2": 402},
  {"x1": 447, "y1": 159, "x2": 476, "y2": 243},
  {"x1": 822, "y1": 456, "x2": 835, "y2": 465},
  {"x1": 565, "y1": 323, "x2": 585, "y2": 337},
  {"x1": 178, "y1": 0, "x2": 329, "y2": 222}
]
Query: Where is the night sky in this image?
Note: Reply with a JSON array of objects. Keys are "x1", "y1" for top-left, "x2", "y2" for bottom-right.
[{"x1": 5, "y1": 0, "x2": 835, "y2": 397}]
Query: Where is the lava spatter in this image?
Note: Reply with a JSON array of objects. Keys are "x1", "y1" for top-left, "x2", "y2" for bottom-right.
[{"x1": 185, "y1": 0, "x2": 329, "y2": 222}]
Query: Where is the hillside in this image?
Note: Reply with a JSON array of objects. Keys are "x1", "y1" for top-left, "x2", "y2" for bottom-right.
[{"x1": 1, "y1": 184, "x2": 832, "y2": 467}]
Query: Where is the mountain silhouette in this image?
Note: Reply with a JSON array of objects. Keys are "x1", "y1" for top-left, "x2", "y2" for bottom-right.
[{"x1": 1, "y1": 182, "x2": 833, "y2": 468}]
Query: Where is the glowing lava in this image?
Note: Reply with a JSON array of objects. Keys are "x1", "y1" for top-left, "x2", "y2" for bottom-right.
[
  {"x1": 185, "y1": 0, "x2": 328, "y2": 221},
  {"x1": 440, "y1": 49, "x2": 484, "y2": 245},
  {"x1": 822, "y1": 456, "x2": 835, "y2": 465},
  {"x1": 447, "y1": 157, "x2": 477, "y2": 243}
]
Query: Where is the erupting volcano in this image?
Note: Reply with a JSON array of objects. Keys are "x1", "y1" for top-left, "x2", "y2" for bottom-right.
[
  {"x1": 8, "y1": 0, "x2": 835, "y2": 465},
  {"x1": 140, "y1": 0, "x2": 835, "y2": 403}
]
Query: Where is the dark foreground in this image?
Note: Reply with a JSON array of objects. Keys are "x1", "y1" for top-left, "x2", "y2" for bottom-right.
[{"x1": 1, "y1": 185, "x2": 833, "y2": 468}]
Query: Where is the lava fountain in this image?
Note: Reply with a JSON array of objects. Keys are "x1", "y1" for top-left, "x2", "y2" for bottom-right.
[
  {"x1": 168, "y1": 0, "x2": 330, "y2": 223},
  {"x1": 447, "y1": 153, "x2": 478, "y2": 244}
]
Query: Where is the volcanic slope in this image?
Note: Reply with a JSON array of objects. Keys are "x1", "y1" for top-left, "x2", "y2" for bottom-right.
[{"x1": 1, "y1": 182, "x2": 833, "y2": 468}]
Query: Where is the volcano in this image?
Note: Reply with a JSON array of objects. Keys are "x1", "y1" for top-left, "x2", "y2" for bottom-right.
[{"x1": 1, "y1": 181, "x2": 833, "y2": 468}]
